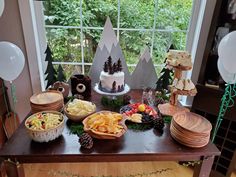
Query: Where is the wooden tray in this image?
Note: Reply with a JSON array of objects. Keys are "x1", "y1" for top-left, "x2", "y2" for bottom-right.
[
  {"x1": 83, "y1": 111, "x2": 127, "y2": 139},
  {"x1": 158, "y1": 103, "x2": 190, "y2": 116}
]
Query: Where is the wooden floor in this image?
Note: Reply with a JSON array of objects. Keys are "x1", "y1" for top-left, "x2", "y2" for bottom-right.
[{"x1": 24, "y1": 162, "x2": 193, "y2": 177}]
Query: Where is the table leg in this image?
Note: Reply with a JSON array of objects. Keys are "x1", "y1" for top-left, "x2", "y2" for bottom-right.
[
  {"x1": 0, "y1": 161, "x2": 6, "y2": 177},
  {"x1": 193, "y1": 156, "x2": 215, "y2": 177},
  {"x1": 4, "y1": 159, "x2": 25, "y2": 177}
]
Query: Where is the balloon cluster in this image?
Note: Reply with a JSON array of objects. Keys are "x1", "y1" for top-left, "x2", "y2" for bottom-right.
[
  {"x1": 0, "y1": 0, "x2": 4, "y2": 17},
  {"x1": 0, "y1": 42, "x2": 25, "y2": 82},
  {"x1": 218, "y1": 31, "x2": 236, "y2": 84}
]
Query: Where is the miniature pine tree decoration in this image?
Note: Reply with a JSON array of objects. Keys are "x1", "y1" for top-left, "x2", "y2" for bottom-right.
[
  {"x1": 156, "y1": 66, "x2": 173, "y2": 91},
  {"x1": 104, "y1": 62, "x2": 108, "y2": 72},
  {"x1": 57, "y1": 64, "x2": 66, "y2": 82},
  {"x1": 45, "y1": 45, "x2": 57, "y2": 89},
  {"x1": 117, "y1": 58, "x2": 122, "y2": 71},
  {"x1": 108, "y1": 59, "x2": 114, "y2": 74},
  {"x1": 107, "y1": 56, "x2": 112, "y2": 67},
  {"x1": 113, "y1": 63, "x2": 117, "y2": 73},
  {"x1": 155, "y1": 78, "x2": 163, "y2": 91},
  {"x1": 112, "y1": 81, "x2": 116, "y2": 92}
]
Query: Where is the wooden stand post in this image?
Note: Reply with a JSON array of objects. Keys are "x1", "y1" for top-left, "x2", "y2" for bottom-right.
[{"x1": 170, "y1": 68, "x2": 183, "y2": 106}]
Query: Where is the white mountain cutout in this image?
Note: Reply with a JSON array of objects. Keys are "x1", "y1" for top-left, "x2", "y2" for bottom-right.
[
  {"x1": 98, "y1": 17, "x2": 118, "y2": 53},
  {"x1": 130, "y1": 47, "x2": 158, "y2": 89},
  {"x1": 89, "y1": 17, "x2": 130, "y2": 86}
]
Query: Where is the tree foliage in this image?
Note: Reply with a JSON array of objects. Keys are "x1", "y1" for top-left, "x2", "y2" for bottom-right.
[{"x1": 43, "y1": 0, "x2": 192, "y2": 78}]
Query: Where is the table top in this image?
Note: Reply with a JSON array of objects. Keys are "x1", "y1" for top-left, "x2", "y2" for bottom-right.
[{"x1": 0, "y1": 90, "x2": 220, "y2": 163}]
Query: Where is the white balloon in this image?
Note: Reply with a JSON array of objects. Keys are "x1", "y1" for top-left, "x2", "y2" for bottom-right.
[
  {"x1": 218, "y1": 31, "x2": 236, "y2": 73},
  {"x1": 217, "y1": 59, "x2": 236, "y2": 84},
  {"x1": 0, "y1": 0, "x2": 4, "y2": 17},
  {"x1": 0, "y1": 42, "x2": 25, "y2": 82}
]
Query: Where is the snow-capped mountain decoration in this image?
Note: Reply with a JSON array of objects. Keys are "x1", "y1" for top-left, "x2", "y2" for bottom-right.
[
  {"x1": 98, "y1": 17, "x2": 118, "y2": 53},
  {"x1": 89, "y1": 17, "x2": 130, "y2": 86},
  {"x1": 130, "y1": 47, "x2": 157, "y2": 89}
]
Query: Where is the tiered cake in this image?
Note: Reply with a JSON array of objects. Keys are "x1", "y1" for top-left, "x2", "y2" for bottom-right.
[{"x1": 98, "y1": 56, "x2": 125, "y2": 93}]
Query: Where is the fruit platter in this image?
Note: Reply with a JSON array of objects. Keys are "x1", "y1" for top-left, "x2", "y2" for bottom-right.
[{"x1": 120, "y1": 103, "x2": 158, "y2": 123}]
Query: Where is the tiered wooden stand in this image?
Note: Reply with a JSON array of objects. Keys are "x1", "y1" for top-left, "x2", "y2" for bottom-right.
[{"x1": 158, "y1": 61, "x2": 197, "y2": 116}]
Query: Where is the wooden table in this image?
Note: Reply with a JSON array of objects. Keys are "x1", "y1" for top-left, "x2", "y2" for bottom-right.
[{"x1": 0, "y1": 90, "x2": 220, "y2": 177}]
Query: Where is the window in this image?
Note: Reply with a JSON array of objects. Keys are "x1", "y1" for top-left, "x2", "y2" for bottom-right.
[{"x1": 42, "y1": 0, "x2": 193, "y2": 79}]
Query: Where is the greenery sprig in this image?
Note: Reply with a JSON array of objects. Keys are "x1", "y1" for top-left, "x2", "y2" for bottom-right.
[{"x1": 67, "y1": 121, "x2": 84, "y2": 136}]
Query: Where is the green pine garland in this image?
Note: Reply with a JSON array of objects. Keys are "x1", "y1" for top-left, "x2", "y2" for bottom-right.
[
  {"x1": 101, "y1": 96, "x2": 124, "y2": 110},
  {"x1": 212, "y1": 83, "x2": 236, "y2": 142}
]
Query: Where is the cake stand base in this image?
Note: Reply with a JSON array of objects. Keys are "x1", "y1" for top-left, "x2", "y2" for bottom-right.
[
  {"x1": 158, "y1": 103, "x2": 190, "y2": 116},
  {"x1": 94, "y1": 84, "x2": 130, "y2": 98}
]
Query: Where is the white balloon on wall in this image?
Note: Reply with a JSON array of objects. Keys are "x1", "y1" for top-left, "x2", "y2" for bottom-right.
[
  {"x1": 0, "y1": 42, "x2": 25, "y2": 82},
  {"x1": 217, "y1": 59, "x2": 236, "y2": 84},
  {"x1": 0, "y1": 0, "x2": 4, "y2": 17},
  {"x1": 218, "y1": 31, "x2": 236, "y2": 73}
]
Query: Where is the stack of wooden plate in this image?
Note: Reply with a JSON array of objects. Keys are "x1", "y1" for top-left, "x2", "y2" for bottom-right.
[
  {"x1": 170, "y1": 112, "x2": 212, "y2": 148},
  {"x1": 30, "y1": 90, "x2": 64, "y2": 113}
]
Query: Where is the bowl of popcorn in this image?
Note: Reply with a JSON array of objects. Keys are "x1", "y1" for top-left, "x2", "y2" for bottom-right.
[
  {"x1": 25, "y1": 111, "x2": 65, "y2": 142},
  {"x1": 83, "y1": 111, "x2": 127, "y2": 139},
  {"x1": 64, "y1": 99, "x2": 96, "y2": 122}
]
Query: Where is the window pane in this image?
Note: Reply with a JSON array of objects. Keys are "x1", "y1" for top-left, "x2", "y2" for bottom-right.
[
  {"x1": 53, "y1": 64, "x2": 82, "y2": 81},
  {"x1": 120, "y1": 30, "x2": 152, "y2": 67},
  {"x1": 156, "y1": 0, "x2": 193, "y2": 30},
  {"x1": 43, "y1": 0, "x2": 80, "y2": 26},
  {"x1": 84, "y1": 65, "x2": 92, "y2": 75},
  {"x1": 46, "y1": 28, "x2": 82, "y2": 62},
  {"x1": 152, "y1": 31, "x2": 172, "y2": 65},
  {"x1": 82, "y1": 0, "x2": 118, "y2": 27},
  {"x1": 83, "y1": 29, "x2": 103, "y2": 63},
  {"x1": 172, "y1": 32, "x2": 187, "y2": 50},
  {"x1": 152, "y1": 31, "x2": 187, "y2": 75},
  {"x1": 120, "y1": 0, "x2": 154, "y2": 29}
]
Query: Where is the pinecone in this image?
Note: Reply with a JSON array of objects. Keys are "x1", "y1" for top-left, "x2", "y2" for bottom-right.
[
  {"x1": 153, "y1": 118, "x2": 165, "y2": 130},
  {"x1": 155, "y1": 97, "x2": 165, "y2": 106},
  {"x1": 78, "y1": 133, "x2": 93, "y2": 149}
]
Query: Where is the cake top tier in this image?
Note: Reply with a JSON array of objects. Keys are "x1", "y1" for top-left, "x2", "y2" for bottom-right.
[
  {"x1": 166, "y1": 50, "x2": 192, "y2": 70},
  {"x1": 103, "y1": 56, "x2": 123, "y2": 74}
]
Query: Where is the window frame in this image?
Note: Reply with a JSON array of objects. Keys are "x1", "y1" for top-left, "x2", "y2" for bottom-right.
[{"x1": 19, "y1": 0, "x2": 217, "y2": 106}]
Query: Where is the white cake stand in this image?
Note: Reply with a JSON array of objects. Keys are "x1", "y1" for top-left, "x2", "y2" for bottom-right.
[{"x1": 94, "y1": 83, "x2": 130, "y2": 99}]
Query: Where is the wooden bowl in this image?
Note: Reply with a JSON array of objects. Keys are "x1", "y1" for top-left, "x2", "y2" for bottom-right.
[
  {"x1": 63, "y1": 100, "x2": 96, "y2": 122},
  {"x1": 83, "y1": 111, "x2": 127, "y2": 139},
  {"x1": 25, "y1": 111, "x2": 65, "y2": 142}
]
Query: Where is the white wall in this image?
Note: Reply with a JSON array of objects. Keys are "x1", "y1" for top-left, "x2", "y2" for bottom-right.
[{"x1": 0, "y1": 0, "x2": 33, "y2": 121}]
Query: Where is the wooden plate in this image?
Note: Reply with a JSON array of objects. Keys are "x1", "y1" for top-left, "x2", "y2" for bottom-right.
[
  {"x1": 158, "y1": 103, "x2": 189, "y2": 116},
  {"x1": 173, "y1": 112, "x2": 212, "y2": 134},
  {"x1": 30, "y1": 90, "x2": 63, "y2": 105}
]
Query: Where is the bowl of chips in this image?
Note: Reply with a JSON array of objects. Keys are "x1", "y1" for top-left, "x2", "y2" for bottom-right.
[
  {"x1": 64, "y1": 99, "x2": 96, "y2": 122},
  {"x1": 25, "y1": 111, "x2": 65, "y2": 142},
  {"x1": 82, "y1": 111, "x2": 127, "y2": 139}
]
